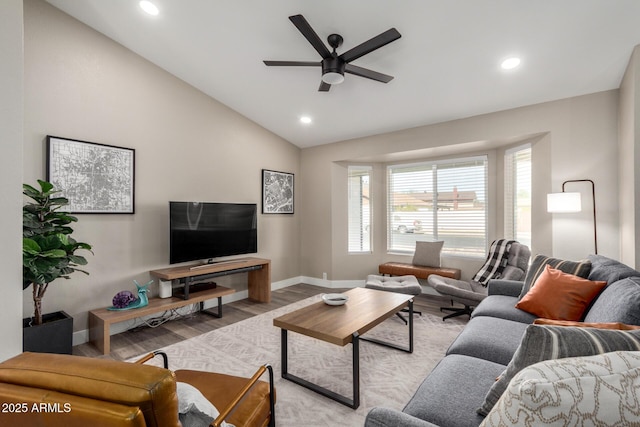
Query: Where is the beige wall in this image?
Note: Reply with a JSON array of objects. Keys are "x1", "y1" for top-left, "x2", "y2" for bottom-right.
[
  {"x1": 300, "y1": 90, "x2": 621, "y2": 280},
  {"x1": 23, "y1": 0, "x2": 301, "y2": 339},
  {"x1": 619, "y1": 46, "x2": 640, "y2": 268},
  {"x1": 0, "y1": 0, "x2": 25, "y2": 361},
  {"x1": 15, "y1": 0, "x2": 640, "y2": 351}
]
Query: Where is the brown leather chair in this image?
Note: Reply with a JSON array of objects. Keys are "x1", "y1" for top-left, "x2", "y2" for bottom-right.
[{"x1": 0, "y1": 351, "x2": 275, "y2": 427}]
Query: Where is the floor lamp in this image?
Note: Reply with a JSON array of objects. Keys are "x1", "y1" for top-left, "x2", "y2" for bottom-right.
[{"x1": 546, "y1": 179, "x2": 597, "y2": 254}]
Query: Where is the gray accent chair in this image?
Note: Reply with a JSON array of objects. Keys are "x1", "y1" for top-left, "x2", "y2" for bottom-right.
[{"x1": 428, "y1": 242, "x2": 531, "y2": 320}]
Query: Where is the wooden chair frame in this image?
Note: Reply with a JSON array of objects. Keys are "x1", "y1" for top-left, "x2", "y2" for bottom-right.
[{"x1": 136, "y1": 351, "x2": 275, "y2": 427}]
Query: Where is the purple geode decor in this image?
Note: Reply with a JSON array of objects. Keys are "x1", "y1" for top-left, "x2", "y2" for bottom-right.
[{"x1": 112, "y1": 290, "x2": 136, "y2": 309}]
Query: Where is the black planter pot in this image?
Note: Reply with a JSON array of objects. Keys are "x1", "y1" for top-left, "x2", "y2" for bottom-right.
[{"x1": 23, "y1": 311, "x2": 73, "y2": 354}]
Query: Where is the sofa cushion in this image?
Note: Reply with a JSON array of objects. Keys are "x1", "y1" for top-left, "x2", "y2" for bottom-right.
[
  {"x1": 446, "y1": 316, "x2": 529, "y2": 365},
  {"x1": 365, "y1": 407, "x2": 441, "y2": 427},
  {"x1": 471, "y1": 295, "x2": 537, "y2": 324},
  {"x1": 403, "y1": 354, "x2": 504, "y2": 427},
  {"x1": 587, "y1": 254, "x2": 640, "y2": 283},
  {"x1": 518, "y1": 255, "x2": 591, "y2": 299},
  {"x1": 583, "y1": 277, "x2": 640, "y2": 325},
  {"x1": 412, "y1": 240, "x2": 444, "y2": 267},
  {"x1": 486, "y1": 280, "x2": 524, "y2": 297},
  {"x1": 477, "y1": 325, "x2": 640, "y2": 416},
  {"x1": 480, "y1": 351, "x2": 640, "y2": 427},
  {"x1": 515, "y1": 265, "x2": 606, "y2": 321}
]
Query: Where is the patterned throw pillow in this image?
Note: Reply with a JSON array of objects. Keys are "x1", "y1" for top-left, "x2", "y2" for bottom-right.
[
  {"x1": 518, "y1": 255, "x2": 592, "y2": 300},
  {"x1": 477, "y1": 325, "x2": 640, "y2": 416},
  {"x1": 480, "y1": 351, "x2": 640, "y2": 426}
]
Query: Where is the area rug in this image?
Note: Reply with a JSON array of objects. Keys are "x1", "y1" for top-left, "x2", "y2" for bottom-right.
[{"x1": 138, "y1": 295, "x2": 466, "y2": 427}]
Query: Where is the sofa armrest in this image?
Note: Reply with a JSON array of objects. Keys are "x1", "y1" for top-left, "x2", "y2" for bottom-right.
[
  {"x1": 365, "y1": 407, "x2": 440, "y2": 427},
  {"x1": 487, "y1": 279, "x2": 524, "y2": 297}
]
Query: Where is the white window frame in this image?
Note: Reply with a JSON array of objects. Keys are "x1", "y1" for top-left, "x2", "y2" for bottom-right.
[
  {"x1": 348, "y1": 165, "x2": 372, "y2": 253},
  {"x1": 504, "y1": 144, "x2": 532, "y2": 247},
  {"x1": 387, "y1": 156, "x2": 488, "y2": 257}
]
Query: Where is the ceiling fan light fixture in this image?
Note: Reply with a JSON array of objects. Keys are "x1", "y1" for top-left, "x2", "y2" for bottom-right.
[
  {"x1": 322, "y1": 72, "x2": 345, "y2": 85},
  {"x1": 321, "y1": 56, "x2": 346, "y2": 85},
  {"x1": 264, "y1": 14, "x2": 401, "y2": 91}
]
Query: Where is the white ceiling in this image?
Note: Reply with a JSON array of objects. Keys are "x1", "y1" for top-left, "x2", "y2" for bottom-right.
[{"x1": 45, "y1": 0, "x2": 640, "y2": 149}]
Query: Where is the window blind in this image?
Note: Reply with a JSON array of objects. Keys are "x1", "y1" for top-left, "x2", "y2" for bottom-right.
[
  {"x1": 387, "y1": 157, "x2": 487, "y2": 256},
  {"x1": 504, "y1": 145, "x2": 531, "y2": 247},
  {"x1": 348, "y1": 166, "x2": 372, "y2": 253}
]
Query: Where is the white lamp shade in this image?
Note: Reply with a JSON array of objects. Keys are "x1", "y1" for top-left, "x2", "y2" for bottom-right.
[{"x1": 547, "y1": 192, "x2": 581, "y2": 213}]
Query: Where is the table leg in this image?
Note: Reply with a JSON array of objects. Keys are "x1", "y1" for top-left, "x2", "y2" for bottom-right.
[
  {"x1": 352, "y1": 332, "x2": 360, "y2": 409},
  {"x1": 281, "y1": 328, "x2": 288, "y2": 377},
  {"x1": 359, "y1": 299, "x2": 414, "y2": 353},
  {"x1": 201, "y1": 296, "x2": 223, "y2": 318},
  {"x1": 89, "y1": 311, "x2": 109, "y2": 355},
  {"x1": 409, "y1": 299, "x2": 414, "y2": 353},
  {"x1": 280, "y1": 329, "x2": 361, "y2": 409}
]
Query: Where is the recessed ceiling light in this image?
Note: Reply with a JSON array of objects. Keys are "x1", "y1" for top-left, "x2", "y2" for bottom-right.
[
  {"x1": 139, "y1": 1, "x2": 159, "y2": 16},
  {"x1": 300, "y1": 116, "x2": 312, "y2": 124},
  {"x1": 501, "y1": 57, "x2": 521, "y2": 70}
]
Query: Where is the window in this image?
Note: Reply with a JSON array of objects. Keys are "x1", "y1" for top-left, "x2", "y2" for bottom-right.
[
  {"x1": 504, "y1": 145, "x2": 531, "y2": 247},
  {"x1": 387, "y1": 157, "x2": 487, "y2": 256},
  {"x1": 348, "y1": 166, "x2": 372, "y2": 253}
]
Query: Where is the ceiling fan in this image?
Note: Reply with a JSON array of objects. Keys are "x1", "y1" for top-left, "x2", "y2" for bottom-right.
[{"x1": 263, "y1": 14, "x2": 401, "y2": 92}]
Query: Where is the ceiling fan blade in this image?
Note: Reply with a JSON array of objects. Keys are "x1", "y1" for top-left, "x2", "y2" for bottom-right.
[
  {"x1": 318, "y1": 81, "x2": 331, "y2": 92},
  {"x1": 339, "y1": 28, "x2": 401, "y2": 63},
  {"x1": 289, "y1": 14, "x2": 332, "y2": 59},
  {"x1": 345, "y1": 64, "x2": 394, "y2": 83},
  {"x1": 263, "y1": 60, "x2": 319, "y2": 67}
]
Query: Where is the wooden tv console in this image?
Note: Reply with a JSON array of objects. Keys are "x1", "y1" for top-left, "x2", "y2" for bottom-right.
[
  {"x1": 149, "y1": 257, "x2": 272, "y2": 303},
  {"x1": 88, "y1": 257, "x2": 271, "y2": 354}
]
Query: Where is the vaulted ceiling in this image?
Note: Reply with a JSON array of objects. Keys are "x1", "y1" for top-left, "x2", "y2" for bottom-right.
[{"x1": 46, "y1": 0, "x2": 640, "y2": 148}]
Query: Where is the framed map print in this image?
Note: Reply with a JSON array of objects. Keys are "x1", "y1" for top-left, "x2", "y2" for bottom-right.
[
  {"x1": 262, "y1": 169, "x2": 294, "y2": 214},
  {"x1": 46, "y1": 136, "x2": 135, "y2": 214}
]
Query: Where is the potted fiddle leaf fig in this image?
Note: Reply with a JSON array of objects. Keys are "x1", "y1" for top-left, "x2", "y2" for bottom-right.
[{"x1": 22, "y1": 180, "x2": 92, "y2": 353}]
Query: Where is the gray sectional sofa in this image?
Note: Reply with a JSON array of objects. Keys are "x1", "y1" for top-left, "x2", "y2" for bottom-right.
[{"x1": 364, "y1": 254, "x2": 640, "y2": 427}]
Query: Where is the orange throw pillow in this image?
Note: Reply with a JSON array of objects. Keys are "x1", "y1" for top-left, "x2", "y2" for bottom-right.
[
  {"x1": 533, "y1": 319, "x2": 640, "y2": 330},
  {"x1": 515, "y1": 265, "x2": 606, "y2": 321}
]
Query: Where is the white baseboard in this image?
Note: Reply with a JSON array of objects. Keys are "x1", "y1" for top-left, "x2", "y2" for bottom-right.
[
  {"x1": 73, "y1": 275, "x2": 441, "y2": 347},
  {"x1": 300, "y1": 276, "x2": 363, "y2": 289}
]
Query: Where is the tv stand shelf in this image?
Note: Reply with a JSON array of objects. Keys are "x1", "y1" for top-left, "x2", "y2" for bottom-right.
[
  {"x1": 89, "y1": 286, "x2": 235, "y2": 355},
  {"x1": 150, "y1": 257, "x2": 271, "y2": 303}
]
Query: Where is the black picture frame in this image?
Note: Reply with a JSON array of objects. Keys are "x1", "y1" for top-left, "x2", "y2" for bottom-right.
[
  {"x1": 262, "y1": 169, "x2": 294, "y2": 214},
  {"x1": 46, "y1": 135, "x2": 135, "y2": 214}
]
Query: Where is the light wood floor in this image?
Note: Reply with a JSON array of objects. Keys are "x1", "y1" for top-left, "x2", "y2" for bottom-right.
[{"x1": 73, "y1": 283, "x2": 466, "y2": 361}]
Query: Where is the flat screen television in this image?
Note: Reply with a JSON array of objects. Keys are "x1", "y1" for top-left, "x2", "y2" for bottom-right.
[{"x1": 169, "y1": 201, "x2": 257, "y2": 264}]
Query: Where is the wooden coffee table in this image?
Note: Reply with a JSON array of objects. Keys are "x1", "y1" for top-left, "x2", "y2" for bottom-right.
[{"x1": 272, "y1": 287, "x2": 414, "y2": 409}]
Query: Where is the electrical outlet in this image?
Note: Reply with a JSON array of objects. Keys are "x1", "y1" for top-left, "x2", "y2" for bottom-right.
[{"x1": 322, "y1": 272, "x2": 327, "y2": 280}]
